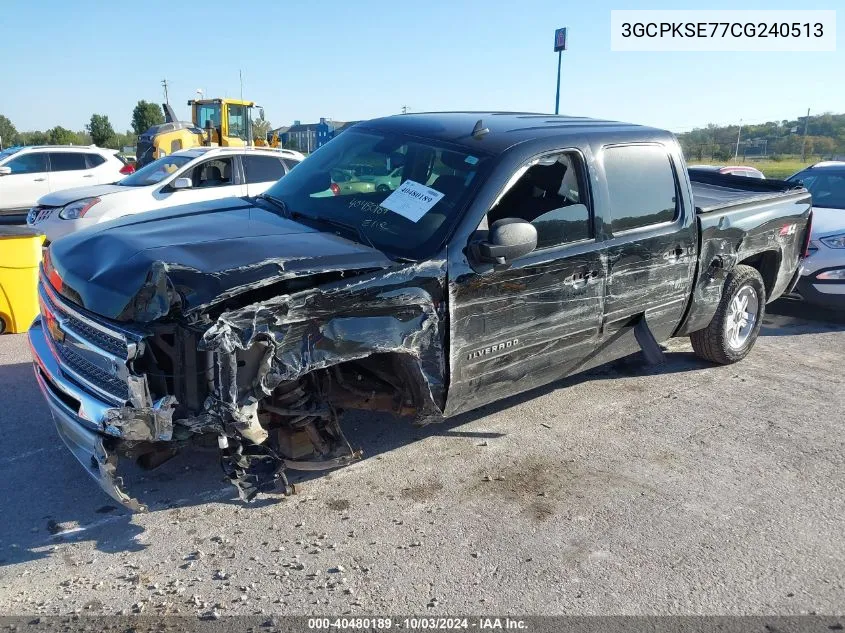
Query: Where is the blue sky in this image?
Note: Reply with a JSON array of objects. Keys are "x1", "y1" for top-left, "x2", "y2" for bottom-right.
[{"x1": 0, "y1": 0, "x2": 841, "y2": 134}]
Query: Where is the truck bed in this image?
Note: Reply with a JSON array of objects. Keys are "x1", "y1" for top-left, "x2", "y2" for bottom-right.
[{"x1": 689, "y1": 170, "x2": 805, "y2": 214}]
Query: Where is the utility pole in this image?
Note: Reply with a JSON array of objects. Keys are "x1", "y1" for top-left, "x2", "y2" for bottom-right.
[
  {"x1": 800, "y1": 108, "x2": 810, "y2": 162},
  {"x1": 239, "y1": 69, "x2": 243, "y2": 101},
  {"x1": 734, "y1": 119, "x2": 743, "y2": 160},
  {"x1": 162, "y1": 79, "x2": 170, "y2": 106}
]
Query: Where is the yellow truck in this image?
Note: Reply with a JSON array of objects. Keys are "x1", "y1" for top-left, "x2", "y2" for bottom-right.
[{"x1": 136, "y1": 99, "x2": 279, "y2": 167}]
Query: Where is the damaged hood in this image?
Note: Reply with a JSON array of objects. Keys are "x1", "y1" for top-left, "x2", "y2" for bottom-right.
[{"x1": 47, "y1": 197, "x2": 397, "y2": 322}]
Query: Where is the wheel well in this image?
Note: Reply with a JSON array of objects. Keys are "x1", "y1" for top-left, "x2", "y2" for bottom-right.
[{"x1": 738, "y1": 250, "x2": 780, "y2": 300}]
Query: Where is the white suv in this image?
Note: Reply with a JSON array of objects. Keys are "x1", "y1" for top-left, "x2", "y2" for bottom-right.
[
  {"x1": 0, "y1": 145, "x2": 128, "y2": 216},
  {"x1": 27, "y1": 146, "x2": 304, "y2": 242}
]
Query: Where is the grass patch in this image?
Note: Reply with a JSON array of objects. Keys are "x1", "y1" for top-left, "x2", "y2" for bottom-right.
[{"x1": 754, "y1": 160, "x2": 813, "y2": 179}]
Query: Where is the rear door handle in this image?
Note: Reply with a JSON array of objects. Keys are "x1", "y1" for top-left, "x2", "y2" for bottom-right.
[
  {"x1": 34, "y1": 177, "x2": 46, "y2": 182},
  {"x1": 83, "y1": 174, "x2": 94, "y2": 178},
  {"x1": 565, "y1": 270, "x2": 600, "y2": 287}
]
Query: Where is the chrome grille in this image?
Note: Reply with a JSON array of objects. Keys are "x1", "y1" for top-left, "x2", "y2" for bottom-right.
[
  {"x1": 38, "y1": 277, "x2": 138, "y2": 405},
  {"x1": 40, "y1": 284, "x2": 128, "y2": 359},
  {"x1": 53, "y1": 341, "x2": 130, "y2": 401}
]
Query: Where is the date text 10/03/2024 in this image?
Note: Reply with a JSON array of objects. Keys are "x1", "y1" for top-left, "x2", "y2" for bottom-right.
[{"x1": 307, "y1": 617, "x2": 528, "y2": 630}]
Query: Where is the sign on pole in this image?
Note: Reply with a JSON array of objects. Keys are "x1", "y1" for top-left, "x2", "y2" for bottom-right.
[{"x1": 554, "y1": 27, "x2": 568, "y2": 52}]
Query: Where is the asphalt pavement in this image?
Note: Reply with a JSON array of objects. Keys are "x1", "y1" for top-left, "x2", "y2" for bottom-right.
[{"x1": 0, "y1": 299, "x2": 843, "y2": 616}]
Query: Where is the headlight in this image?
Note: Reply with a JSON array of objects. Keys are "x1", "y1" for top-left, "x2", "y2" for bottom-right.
[
  {"x1": 816, "y1": 269, "x2": 845, "y2": 281},
  {"x1": 820, "y1": 233, "x2": 845, "y2": 249},
  {"x1": 58, "y1": 197, "x2": 100, "y2": 220}
]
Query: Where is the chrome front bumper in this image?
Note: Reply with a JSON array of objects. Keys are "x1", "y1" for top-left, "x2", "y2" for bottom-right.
[{"x1": 28, "y1": 316, "x2": 148, "y2": 512}]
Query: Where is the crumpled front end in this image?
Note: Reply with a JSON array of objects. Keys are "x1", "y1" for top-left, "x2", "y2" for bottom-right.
[
  {"x1": 28, "y1": 277, "x2": 169, "y2": 512},
  {"x1": 29, "y1": 257, "x2": 448, "y2": 511}
]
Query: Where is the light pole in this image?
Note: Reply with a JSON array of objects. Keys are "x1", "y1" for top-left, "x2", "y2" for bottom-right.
[{"x1": 553, "y1": 28, "x2": 568, "y2": 115}]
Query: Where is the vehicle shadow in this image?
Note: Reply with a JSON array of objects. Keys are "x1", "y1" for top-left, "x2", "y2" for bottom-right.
[
  {"x1": 0, "y1": 334, "x2": 746, "y2": 567},
  {"x1": 761, "y1": 296, "x2": 845, "y2": 336}
]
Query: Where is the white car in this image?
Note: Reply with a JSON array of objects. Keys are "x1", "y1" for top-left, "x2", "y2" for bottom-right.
[
  {"x1": 360, "y1": 166, "x2": 403, "y2": 191},
  {"x1": 786, "y1": 162, "x2": 845, "y2": 310},
  {"x1": 0, "y1": 145, "x2": 129, "y2": 217},
  {"x1": 27, "y1": 146, "x2": 304, "y2": 242}
]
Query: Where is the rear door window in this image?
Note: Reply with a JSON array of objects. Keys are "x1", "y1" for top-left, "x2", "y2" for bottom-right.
[
  {"x1": 242, "y1": 155, "x2": 285, "y2": 184},
  {"x1": 603, "y1": 145, "x2": 678, "y2": 232},
  {"x1": 48, "y1": 152, "x2": 88, "y2": 172}
]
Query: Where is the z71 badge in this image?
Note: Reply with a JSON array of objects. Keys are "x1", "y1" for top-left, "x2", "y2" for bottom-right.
[{"x1": 467, "y1": 339, "x2": 519, "y2": 360}]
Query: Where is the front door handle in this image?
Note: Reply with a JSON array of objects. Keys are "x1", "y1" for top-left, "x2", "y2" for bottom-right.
[
  {"x1": 665, "y1": 246, "x2": 684, "y2": 261},
  {"x1": 83, "y1": 174, "x2": 94, "y2": 178},
  {"x1": 34, "y1": 177, "x2": 46, "y2": 182}
]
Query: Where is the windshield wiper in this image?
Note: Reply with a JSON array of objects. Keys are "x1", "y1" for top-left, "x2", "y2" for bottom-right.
[
  {"x1": 256, "y1": 193, "x2": 290, "y2": 217},
  {"x1": 288, "y1": 210, "x2": 381, "y2": 253}
]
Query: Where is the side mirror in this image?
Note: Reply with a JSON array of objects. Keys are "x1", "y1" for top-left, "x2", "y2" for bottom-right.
[
  {"x1": 471, "y1": 218, "x2": 537, "y2": 270},
  {"x1": 0, "y1": 166, "x2": 11, "y2": 176},
  {"x1": 172, "y1": 177, "x2": 192, "y2": 190}
]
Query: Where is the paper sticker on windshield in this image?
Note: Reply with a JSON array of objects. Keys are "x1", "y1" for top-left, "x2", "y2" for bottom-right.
[{"x1": 379, "y1": 180, "x2": 444, "y2": 222}]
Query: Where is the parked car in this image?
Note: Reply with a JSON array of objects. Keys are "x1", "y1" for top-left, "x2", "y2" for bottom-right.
[
  {"x1": 28, "y1": 112, "x2": 811, "y2": 511},
  {"x1": 27, "y1": 146, "x2": 304, "y2": 243},
  {"x1": 0, "y1": 145, "x2": 129, "y2": 217},
  {"x1": 786, "y1": 161, "x2": 845, "y2": 309},
  {"x1": 689, "y1": 164, "x2": 765, "y2": 179},
  {"x1": 361, "y1": 166, "x2": 403, "y2": 191}
]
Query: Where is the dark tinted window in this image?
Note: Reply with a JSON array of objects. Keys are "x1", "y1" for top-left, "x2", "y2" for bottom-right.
[
  {"x1": 4, "y1": 152, "x2": 48, "y2": 174},
  {"x1": 85, "y1": 153, "x2": 106, "y2": 168},
  {"x1": 242, "y1": 155, "x2": 285, "y2": 184},
  {"x1": 788, "y1": 170, "x2": 845, "y2": 210},
  {"x1": 49, "y1": 152, "x2": 88, "y2": 172},
  {"x1": 488, "y1": 152, "x2": 591, "y2": 248},
  {"x1": 282, "y1": 158, "x2": 300, "y2": 171},
  {"x1": 604, "y1": 145, "x2": 678, "y2": 231}
]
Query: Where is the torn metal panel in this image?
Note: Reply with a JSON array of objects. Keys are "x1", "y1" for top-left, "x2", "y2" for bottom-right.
[
  {"x1": 199, "y1": 259, "x2": 448, "y2": 423},
  {"x1": 102, "y1": 395, "x2": 177, "y2": 442}
]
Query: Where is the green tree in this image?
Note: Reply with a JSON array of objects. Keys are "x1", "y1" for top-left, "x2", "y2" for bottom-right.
[
  {"x1": 18, "y1": 130, "x2": 48, "y2": 145},
  {"x1": 87, "y1": 114, "x2": 116, "y2": 147},
  {"x1": 0, "y1": 114, "x2": 18, "y2": 148},
  {"x1": 47, "y1": 126, "x2": 77, "y2": 145},
  {"x1": 131, "y1": 101, "x2": 164, "y2": 136},
  {"x1": 252, "y1": 111, "x2": 272, "y2": 142}
]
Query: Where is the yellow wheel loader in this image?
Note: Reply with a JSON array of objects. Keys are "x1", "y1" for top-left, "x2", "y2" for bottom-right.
[{"x1": 136, "y1": 99, "x2": 279, "y2": 167}]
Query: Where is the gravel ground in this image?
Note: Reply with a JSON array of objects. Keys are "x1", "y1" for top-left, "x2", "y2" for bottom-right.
[{"x1": 0, "y1": 299, "x2": 843, "y2": 617}]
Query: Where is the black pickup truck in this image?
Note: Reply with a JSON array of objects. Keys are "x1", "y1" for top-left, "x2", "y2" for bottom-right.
[{"x1": 28, "y1": 112, "x2": 812, "y2": 510}]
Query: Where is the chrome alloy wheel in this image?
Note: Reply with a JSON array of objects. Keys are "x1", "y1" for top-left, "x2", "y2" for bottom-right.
[{"x1": 725, "y1": 285, "x2": 759, "y2": 350}]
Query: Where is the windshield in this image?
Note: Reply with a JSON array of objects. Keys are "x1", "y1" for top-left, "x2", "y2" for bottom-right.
[
  {"x1": 262, "y1": 128, "x2": 491, "y2": 259},
  {"x1": 788, "y1": 170, "x2": 845, "y2": 210},
  {"x1": 119, "y1": 155, "x2": 193, "y2": 187},
  {"x1": 0, "y1": 147, "x2": 22, "y2": 162}
]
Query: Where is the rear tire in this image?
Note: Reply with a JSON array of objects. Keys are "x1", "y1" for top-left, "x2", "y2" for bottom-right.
[
  {"x1": 376, "y1": 184, "x2": 390, "y2": 192},
  {"x1": 0, "y1": 316, "x2": 7, "y2": 335},
  {"x1": 690, "y1": 264, "x2": 766, "y2": 364}
]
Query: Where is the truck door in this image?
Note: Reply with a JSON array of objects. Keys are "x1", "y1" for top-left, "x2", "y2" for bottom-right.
[
  {"x1": 445, "y1": 150, "x2": 607, "y2": 417},
  {"x1": 598, "y1": 144, "x2": 696, "y2": 346}
]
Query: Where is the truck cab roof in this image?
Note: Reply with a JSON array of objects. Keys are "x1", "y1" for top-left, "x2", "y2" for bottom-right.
[{"x1": 355, "y1": 111, "x2": 669, "y2": 155}]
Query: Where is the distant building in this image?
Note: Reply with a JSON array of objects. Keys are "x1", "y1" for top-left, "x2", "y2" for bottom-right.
[{"x1": 271, "y1": 118, "x2": 359, "y2": 152}]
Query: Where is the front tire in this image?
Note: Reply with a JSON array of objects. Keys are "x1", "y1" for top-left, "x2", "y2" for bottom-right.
[
  {"x1": 691, "y1": 264, "x2": 766, "y2": 364},
  {"x1": 376, "y1": 184, "x2": 391, "y2": 193}
]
